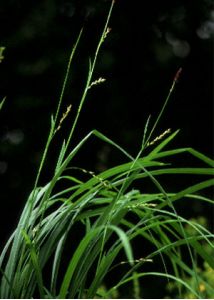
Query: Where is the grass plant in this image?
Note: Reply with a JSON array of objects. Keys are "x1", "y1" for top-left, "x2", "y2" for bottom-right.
[{"x1": 0, "y1": 1, "x2": 214, "y2": 298}]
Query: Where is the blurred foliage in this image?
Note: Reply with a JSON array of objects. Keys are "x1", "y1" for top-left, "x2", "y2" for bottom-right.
[
  {"x1": 166, "y1": 216, "x2": 214, "y2": 298},
  {"x1": 0, "y1": 47, "x2": 5, "y2": 63},
  {"x1": 166, "y1": 262, "x2": 214, "y2": 298}
]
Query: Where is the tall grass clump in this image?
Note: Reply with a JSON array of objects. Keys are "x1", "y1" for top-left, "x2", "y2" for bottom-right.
[{"x1": 0, "y1": 1, "x2": 214, "y2": 298}]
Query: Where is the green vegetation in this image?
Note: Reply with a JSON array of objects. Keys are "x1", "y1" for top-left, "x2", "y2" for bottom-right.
[{"x1": 0, "y1": 1, "x2": 213, "y2": 298}]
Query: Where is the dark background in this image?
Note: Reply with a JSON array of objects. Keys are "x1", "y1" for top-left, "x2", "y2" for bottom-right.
[{"x1": 0, "y1": 0, "x2": 213, "y2": 295}]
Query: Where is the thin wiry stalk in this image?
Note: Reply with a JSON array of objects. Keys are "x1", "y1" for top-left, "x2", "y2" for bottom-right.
[{"x1": 63, "y1": 0, "x2": 115, "y2": 155}]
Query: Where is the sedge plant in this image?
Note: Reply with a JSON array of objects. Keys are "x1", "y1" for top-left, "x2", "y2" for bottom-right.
[{"x1": 0, "y1": 1, "x2": 214, "y2": 298}]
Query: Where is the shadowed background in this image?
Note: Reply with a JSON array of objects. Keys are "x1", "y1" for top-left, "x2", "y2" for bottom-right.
[{"x1": 0, "y1": 1, "x2": 213, "y2": 295}]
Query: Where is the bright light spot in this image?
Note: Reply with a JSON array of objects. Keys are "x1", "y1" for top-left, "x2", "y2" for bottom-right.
[
  {"x1": 196, "y1": 10, "x2": 214, "y2": 39},
  {"x1": 197, "y1": 20, "x2": 214, "y2": 39},
  {"x1": 166, "y1": 32, "x2": 190, "y2": 58},
  {"x1": 4, "y1": 129, "x2": 24, "y2": 145}
]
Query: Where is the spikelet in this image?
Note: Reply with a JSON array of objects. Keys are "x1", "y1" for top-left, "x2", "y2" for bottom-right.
[
  {"x1": 103, "y1": 27, "x2": 112, "y2": 40},
  {"x1": 82, "y1": 168, "x2": 110, "y2": 188},
  {"x1": 127, "y1": 202, "x2": 157, "y2": 210},
  {"x1": 88, "y1": 77, "x2": 106, "y2": 90},
  {"x1": 147, "y1": 128, "x2": 171, "y2": 146},
  {"x1": 55, "y1": 104, "x2": 72, "y2": 133},
  {"x1": 120, "y1": 257, "x2": 153, "y2": 265}
]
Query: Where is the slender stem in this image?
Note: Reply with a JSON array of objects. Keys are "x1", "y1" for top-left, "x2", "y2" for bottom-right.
[
  {"x1": 54, "y1": 29, "x2": 83, "y2": 125},
  {"x1": 32, "y1": 0, "x2": 115, "y2": 246},
  {"x1": 64, "y1": 0, "x2": 115, "y2": 154},
  {"x1": 139, "y1": 67, "x2": 201, "y2": 295},
  {"x1": 32, "y1": 30, "x2": 83, "y2": 194},
  {"x1": 144, "y1": 68, "x2": 182, "y2": 148}
]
